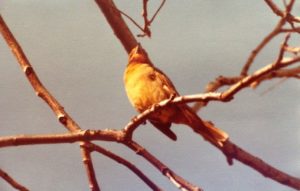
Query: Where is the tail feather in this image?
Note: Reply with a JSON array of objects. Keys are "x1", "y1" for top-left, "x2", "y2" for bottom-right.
[
  {"x1": 150, "y1": 120, "x2": 177, "y2": 141},
  {"x1": 177, "y1": 105, "x2": 228, "y2": 146}
]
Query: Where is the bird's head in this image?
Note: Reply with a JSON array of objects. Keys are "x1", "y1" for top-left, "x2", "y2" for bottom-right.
[{"x1": 128, "y1": 44, "x2": 149, "y2": 64}]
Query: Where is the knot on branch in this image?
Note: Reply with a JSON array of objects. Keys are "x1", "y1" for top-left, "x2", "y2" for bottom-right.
[
  {"x1": 58, "y1": 114, "x2": 67, "y2": 125},
  {"x1": 24, "y1": 66, "x2": 33, "y2": 76}
]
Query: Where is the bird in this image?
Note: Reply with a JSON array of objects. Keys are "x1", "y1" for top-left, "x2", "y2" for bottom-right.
[{"x1": 123, "y1": 44, "x2": 228, "y2": 146}]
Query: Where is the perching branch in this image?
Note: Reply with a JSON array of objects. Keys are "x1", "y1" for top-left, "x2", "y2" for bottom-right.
[
  {"x1": 0, "y1": 13, "x2": 195, "y2": 191},
  {"x1": 94, "y1": 0, "x2": 300, "y2": 190},
  {"x1": 1, "y1": 0, "x2": 300, "y2": 191},
  {"x1": 0, "y1": 131, "x2": 202, "y2": 191}
]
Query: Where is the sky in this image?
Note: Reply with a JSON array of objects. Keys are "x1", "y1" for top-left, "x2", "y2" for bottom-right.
[{"x1": 1, "y1": 1, "x2": 300, "y2": 191}]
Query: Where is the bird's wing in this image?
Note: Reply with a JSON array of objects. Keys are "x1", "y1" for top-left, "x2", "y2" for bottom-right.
[{"x1": 153, "y1": 66, "x2": 179, "y2": 96}]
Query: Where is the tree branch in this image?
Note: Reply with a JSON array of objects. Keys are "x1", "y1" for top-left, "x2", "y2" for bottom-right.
[
  {"x1": 240, "y1": 0, "x2": 296, "y2": 76},
  {"x1": 83, "y1": 143, "x2": 164, "y2": 191},
  {"x1": 0, "y1": 168, "x2": 29, "y2": 191},
  {"x1": 93, "y1": 0, "x2": 300, "y2": 190},
  {"x1": 124, "y1": 141, "x2": 203, "y2": 191},
  {"x1": 0, "y1": 14, "x2": 100, "y2": 191},
  {"x1": 222, "y1": 140, "x2": 300, "y2": 189},
  {"x1": 94, "y1": 0, "x2": 137, "y2": 53}
]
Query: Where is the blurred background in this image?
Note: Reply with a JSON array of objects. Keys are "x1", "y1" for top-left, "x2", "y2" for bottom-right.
[{"x1": 0, "y1": 1, "x2": 300, "y2": 190}]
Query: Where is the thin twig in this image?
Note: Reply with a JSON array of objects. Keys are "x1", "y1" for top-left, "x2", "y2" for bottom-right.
[
  {"x1": 0, "y1": 168, "x2": 29, "y2": 191},
  {"x1": 139, "y1": 0, "x2": 151, "y2": 37},
  {"x1": 265, "y1": 0, "x2": 300, "y2": 22},
  {"x1": 94, "y1": 0, "x2": 137, "y2": 53},
  {"x1": 194, "y1": 32, "x2": 299, "y2": 111},
  {"x1": 275, "y1": 33, "x2": 291, "y2": 66},
  {"x1": 222, "y1": 56, "x2": 300, "y2": 100},
  {"x1": 124, "y1": 141, "x2": 203, "y2": 191},
  {"x1": 118, "y1": 9, "x2": 145, "y2": 32},
  {"x1": 84, "y1": 143, "x2": 163, "y2": 191},
  {"x1": 149, "y1": 0, "x2": 166, "y2": 24},
  {"x1": 240, "y1": 17, "x2": 284, "y2": 75},
  {"x1": 81, "y1": 143, "x2": 101, "y2": 191},
  {"x1": 240, "y1": 0, "x2": 296, "y2": 76}
]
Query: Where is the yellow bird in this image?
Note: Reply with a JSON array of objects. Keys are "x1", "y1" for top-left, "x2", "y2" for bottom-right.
[{"x1": 124, "y1": 44, "x2": 228, "y2": 146}]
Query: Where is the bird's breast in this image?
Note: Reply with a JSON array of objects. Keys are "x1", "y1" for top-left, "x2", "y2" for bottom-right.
[{"x1": 124, "y1": 63, "x2": 170, "y2": 112}]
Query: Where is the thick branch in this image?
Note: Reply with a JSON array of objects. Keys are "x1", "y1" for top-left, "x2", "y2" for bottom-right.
[
  {"x1": 93, "y1": 1, "x2": 300, "y2": 189},
  {"x1": 0, "y1": 118, "x2": 299, "y2": 190},
  {"x1": 0, "y1": 131, "x2": 201, "y2": 190},
  {"x1": 94, "y1": 0, "x2": 137, "y2": 53},
  {"x1": 222, "y1": 140, "x2": 300, "y2": 190}
]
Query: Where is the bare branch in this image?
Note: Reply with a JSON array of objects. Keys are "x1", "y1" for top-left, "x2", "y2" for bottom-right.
[
  {"x1": 275, "y1": 33, "x2": 291, "y2": 66},
  {"x1": 139, "y1": 0, "x2": 151, "y2": 37},
  {"x1": 118, "y1": 9, "x2": 145, "y2": 34},
  {"x1": 264, "y1": 0, "x2": 300, "y2": 22},
  {"x1": 222, "y1": 56, "x2": 300, "y2": 100},
  {"x1": 240, "y1": 16, "x2": 284, "y2": 75},
  {"x1": 125, "y1": 141, "x2": 203, "y2": 191},
  {"x1": 222, "y1": 140, "x2": 300, "y2": 190},
  {"x1": 0, "y1": 132, "x2": 163, "y2": 191},
  {"x1": 80, "y1": 142, "x2": 101, "y2": 191},
  {"x1": 94, "y1": 0, "x2": 137, "y2": 53},
  {"x1": 0, "y1": 168, "x2": 29, "y2": 191},
  {"x1": 241, "y1": 0, "x2": 297, "y2": 76},
  {"x1": 83, "y1": 143, "x2": 163, "y2": 191},
  {"x1": 0, "y1": 130, "x2": 123, "y2": 148},
  {"x1": 149, "y1": 0, "x2": 166, "y2": 24},
  {"x1": 1, "y1": 91, "x2": 300, "y2": 190},
  {"x1": 0, "y1": 14, "x2": 101, "y2": 191},
  {"x1": 1, "y1": 1, "x2": 300, "y2": 190}
]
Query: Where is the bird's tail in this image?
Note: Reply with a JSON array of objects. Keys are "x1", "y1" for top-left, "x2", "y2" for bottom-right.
[{"x1": 177, "y1": 105, "x2": 229, "y2": 147}]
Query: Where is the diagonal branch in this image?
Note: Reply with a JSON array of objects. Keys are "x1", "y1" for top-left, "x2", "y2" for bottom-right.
[
  {"x1": 83, "y1": 143, "x2": 164, "y2": 191},
  {"x1": 0, "y1": 168, "x2": 29, "y2": 191},
  {"x1": 94, "y1": 0, "x2": 137, "y2": 53},
  {"x1": 80, "y1": 142, "x2": 101, "y2": 191},
  {"x1": 93, "y1": 0, "x2": 300, "y2": 190},
  {"x1": 1, "y1": 86, "x2": 300, "y2": 190},
  {"x1": 3, "y1": 129, "x2": 298, "y2": 190},
  {"x1": 0, "y1": 13, "x2": 202, "y2": 189},
  {"x1": 240, "y1": 0, "x2": 296, "y2": 76},
  {"x1": 124, "y1": 140, "x2": 203, "y2": 191},
  {"x1": 0, "y1": 14, "x2": 100, "y2": 191},
  {"x1": 222, "y1": 140, "x2": 300, "y2": 189}
]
